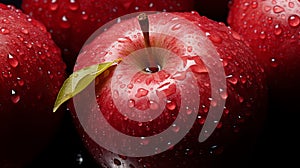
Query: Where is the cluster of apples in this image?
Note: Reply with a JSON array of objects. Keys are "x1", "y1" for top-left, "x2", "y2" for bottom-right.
[{"x1": 0, "y1": 0, "x2": 298, "y2": 168}]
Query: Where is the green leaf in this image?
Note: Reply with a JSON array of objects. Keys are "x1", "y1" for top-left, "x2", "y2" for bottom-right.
[{"x1": 53, "y1": 59, "x2": 121, "y2": 112}]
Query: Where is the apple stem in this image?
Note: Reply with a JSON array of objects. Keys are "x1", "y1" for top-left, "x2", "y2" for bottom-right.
[
  {"x1": 137, "y1": 13, "x2": 151, "y2": 48},
  {"x1": 137, "y1": 13, "x2": 161, "y2": 73}
]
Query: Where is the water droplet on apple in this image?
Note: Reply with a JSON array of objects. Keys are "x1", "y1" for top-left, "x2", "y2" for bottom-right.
[
  {"x1": 231, "y1": 31, "x2": 241, "y2": 40},
  {"x1": 192, "y1": 64, "x2": 209, "y2": 74},
  {"x1": 128, "y1": 99, "x2": 135, "y2": 108},
  {"x1": 274, "y1": 24, "x2": 282, "y2": 35},
  {"x1": 113, "y1": 90, "x2": 119, "y2": 99},
  {"x1": 7, "y1": 53, "x2": 19, "y2": 68},
  {"x1": 264, "y1": 6, "x2": 271, "y2": 12},
  {"x1": 113, "y1": 158, "x2": 121, "y2": 166},
  {"x1": 171, "y1": 124, "x2": 180, "y2": 132},
  {"x1": 171, "y1": 23, "x2": 181, "y2": 31},
  {"x1": 288, "y1": 15, "x2": 300, "y2": 27},
  {"x1": 127, "y1": 83, "x2": 134, "y2": 89},
  {"x1": 11, "y1": 89, "x2": 20, "y2": 103},
  {"x1": 49, "y1": 0, "x2": 58, "y2": 11},
  {"x1": 17, "y1": 77, "x2": 24, "y2": 86},
  {"x1": 149, "y1": 100, "x2": 159, "y2": 110},
  {"x1": 238, "y1": 95, "x2": 244, "y2": 103},
  {"x1": 166, "y1": 100, "x2": 176, "y2": 110},
  {"x1": 208, "y1": 33, "x2": 223, "y2": 44},
  {"x1": 187, "y1": 46, "x2": 193, "y2": 52},
  {"x1": 68, "y1": 0, "x2": 79, "y2": 11},
  {"x1": 259, "y1": 31, "x2": 266, "y2": 39},
  {"x1": 21, "y1": 27, "x2": 29, "y2": 35},
  {"x1": 171, "y1": 71, "x2": 186, "y2": 80},
  {"x1": 270, "y1": 58, "x2": 278, "y2": 67},
  {"x1": 198, "y1": 118, "x2": 205, "y2": 125},
  {"x1": 60, "y1": 15, "x2": 71, "y2": 29},
  {"x1": 220, "y1": 89, "x2": 228, "y2": 100},
  {"x1": 81, "y1": 11, "x2": 88, "y2": 20},
  {"x1": 251, "y1": 1, "x2": 258, "y2": 8},
  {"x1": 135, "y1": 88, "x2": 149, "y2": 98},
  {"x1": 273, "y1": 5, "x2": 285, "y2": 13},
  {"x1": 0, "y1": 27, "x2": 10, "y2": 34},
  {"x1": 117, "y1": 37, "x2": 132, "y2": 43},
  {"x1": 288, "y1": 2, "x2": 295, "y2": 8}
]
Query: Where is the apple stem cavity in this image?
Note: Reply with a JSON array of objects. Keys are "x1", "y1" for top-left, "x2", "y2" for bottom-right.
[{"x1": 137, "y1": 13, "x2": 161, "y2": 73}]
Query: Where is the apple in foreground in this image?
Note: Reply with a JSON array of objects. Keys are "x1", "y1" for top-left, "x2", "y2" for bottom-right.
[
  {"x1": 0, "y1": 4, "x2": 66, "y2": 168},
  {"x1": 68, "y1": 11, "x2": 267, "y2": 167}
]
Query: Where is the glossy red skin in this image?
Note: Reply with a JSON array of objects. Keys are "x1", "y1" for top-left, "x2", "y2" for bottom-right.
[
  {"x1": 0, "y1": 4, "x2": 66, "y2": 167},
  {"x1": 21, "y1": 0, "x2": 195, "y2": 71},
  {"x1": 228, "y1": 0, "x2": 300, "y2": 92},
  {"x1": 70, "y1": 11, "x2": 267, "y2": 167}
]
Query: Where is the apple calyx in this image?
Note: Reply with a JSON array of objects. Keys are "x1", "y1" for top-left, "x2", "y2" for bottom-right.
[
  {"x1": 53, "y1": 58, "x2": 121, "y2": 112},
  {"x1": 137, "y1": 13, "x2": 161, "y2": 74}
]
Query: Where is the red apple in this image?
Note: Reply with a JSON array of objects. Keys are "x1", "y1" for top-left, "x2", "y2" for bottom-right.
[
  {"x1": 227, "y1": 0, "x2": 300, "y2": 93},
  {"x1": 68, "y1": 11, "x2": 267, "y2": 167},
  {"x1": 21, "y1": 0, "x2": 195, "y2": 72},
  {"x1": 0, "y1": 4, "x2": 66, "y2": 167}
]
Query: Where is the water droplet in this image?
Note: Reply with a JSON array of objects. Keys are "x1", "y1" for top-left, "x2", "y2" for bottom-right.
[
  {"x1": 113, "y1": 90, "x2": 119, "y2": 99},
  {"x1": 149, "y1": 100, "x2": 158, "y2": 110},
  {"x1": 171, "y1": 23, "x2": 181, "y2": 31},
  {"x1": 113, "y1": 158, "x2": 121, "y2": 166},
  {"x1": 273, "y1": 5, "x2": 284, "y2": 13},
  {"x1": 128, "y1": 99, "x2": 135, "y2": 108},
  {"x1": 135, "y1": 88, "x2": 149, "y2": 98},
  {"x1": 220, "y1": 90, "x2": 228, "y2": 100},
  {"x1": 288, "y1": 15, "x2": 300, "y2": 27},
  {"x1": 208, "y1": 33, "x2": 223, "y2": 44},
  {"x1": 187, "y1": 46, "x2": 193, "y2": 52},
  {"x1": 231, "y1": 31, "x2": 241, "y2": 40},
  {"x1": 1, "y1": 27, "x2": 10, "y2": 34},
  {"x1": 270, "y1": 58, "x2": 278, "y2": 67},
  {"x1": 117, "y1": 37, "x2": 132, "y2": 43},
  {"x1": 149, "y1": 2, "x2": 154, "y2": 8},
  {"x1": 17, "y1": 77, "x2": 24, "y2": 86},
  {"x1": 171, "y1": 71, "x2": 186, "y2": 80},
  {"x1": 259, "y1": 31, "x2": 266, "y2": 39},
  {"x1": 127, "y1": 83, "x2": 134, "y2": 89},
  {"x1": 60, "y1": 15, "x2": 71, "y2": 29},
  {"x1": 1, "y1": 18, "x2": 10, "y2": 24},
  {"x1": 69, "y1": 0, "x2": 79, "y2": 11},
  {"x1": 190, "y1": 65, "x2": 208, "y2": 74},
  {"x1": 49, "y1": 0, "x2": 58, "y2": 11},
  {"x1": 7, "y1": 53, "x2": 19, "y2": 68},
  {"x1": 166, "y1": 100, "x2": 176, "y2": 110},
  {"x1": 172, "y1": 124, "x2": 180, "y2": 132},
  {"x1": 11, "y1": 90, "x2": 20, "y2": 103},
  {"x1": 288, "y1": 2, "x2": 295, "y2": 8},
  {"x1": 138, "y1": 122, "x2": 143, "y2": 127},
  {"x1": 238, "y1": 95, "x2": 244, "y2": 103},
  {"x1": 251, "y1": 1, "x2": 258, "y2": 8},
  {"x1": 81, "y1": 11, "x2": 88, "y2": 20},
  {"x1": 20, "y1": 27, "x2": 29, "y2": 35},
  {"x1": 274, "y1": 24, "x2": 282, "y2": 35},
  {"x1": 264, "y1": 6, "x2": 271, "y2": 12},
  {"x1": 198, "y1": 118, "x2": 205, "y2": 125}
]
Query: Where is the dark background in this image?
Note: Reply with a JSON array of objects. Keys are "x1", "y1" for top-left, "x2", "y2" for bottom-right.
[{"x1": 1, "y1": 0, "x2": 298, "y2": 167}]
